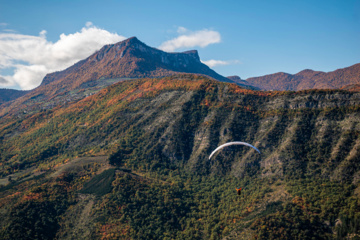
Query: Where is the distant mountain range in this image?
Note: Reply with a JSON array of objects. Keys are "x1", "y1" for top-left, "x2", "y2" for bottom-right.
[
  {"x1": 0, "y1": 89, "x2": 29, "y2": 105},
  {"x1": 245, "y1": 63, "x2": 360, "y2": 91}
]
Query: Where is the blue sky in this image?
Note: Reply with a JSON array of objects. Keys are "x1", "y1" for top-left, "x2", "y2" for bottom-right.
[{"x1": 0, "y1": 0, "x2": 359, "y2": 89}]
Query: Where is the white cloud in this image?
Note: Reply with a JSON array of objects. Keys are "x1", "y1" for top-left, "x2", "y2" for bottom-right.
[
  {"x1": 85, "y1": 21, "x2": 93, "y2": 28},
  {"x1": 39, "y1": 30, "x2": 47, "y2": 38},
  {"x1": 159, "y1": 27, "x2": 221, "y2": 52},
  {"x1": 2, "y1": 29, "x2": 17, "y2": 33},
  {"x1": 201, "y1": 59, "x2": 241, "y2": 68},
  {"x1": 0, "y1": 24, "x2": 125, "y2": 90},
  {"x1": 177, "y1": 26, "x2": 188, "y2": 34}
]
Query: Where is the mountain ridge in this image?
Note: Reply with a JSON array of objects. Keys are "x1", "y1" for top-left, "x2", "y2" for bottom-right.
[
  {"x1": 0, "y1": 89, "x2": 29, "y2": 105},
  {"x1": 1, "y1": 37, "x2": 359, "y2": 109},
  {"x1": 0, "y1": 75, "x2": 359, "y2": 239},
  {"x1": 246, "y1": 63, "x2": 360, "y2": 91}
]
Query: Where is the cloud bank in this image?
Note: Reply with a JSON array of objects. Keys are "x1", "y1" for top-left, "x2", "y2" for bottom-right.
[
  {"x1": 159, "y1": 27, "x2": 221, "y2": 52},
  {"x1": 0, "y1": 22, "x2": 125, "y2": 90},
  {"x1": 201, "y1": 59, "x2": 240, "y2": 68}
]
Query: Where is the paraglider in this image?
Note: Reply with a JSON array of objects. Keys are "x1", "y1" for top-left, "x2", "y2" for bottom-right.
[
  {"x1": 236, "y1": 187, "x2": 242, "y2": 195},
  {"x1": 208, "y1": 141, "x2": 260, "y2": 196},
  {"x1": 208, "y1": 141, "x2": 260, "y2": 160}
]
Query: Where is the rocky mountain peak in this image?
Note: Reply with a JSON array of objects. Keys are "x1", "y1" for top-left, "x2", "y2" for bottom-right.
[
  {"x1": 124, "y1": 36, "x2": 141, "y2": 43},
  {"x1": 295, "y1": 69, "x2": 323, "y2": 78},
  {"x1": 297, "y1": 69, "x2": 314, "y2": 74},
  {"x1": 7, "y1": 37, "x2": 236, "y2": 112},
  {"x1": 90, "y1": 37, "x2": 202, "y2": 65},
  {"x1": 181, "y1": 50, "x2": 200, "y2": 61},
  {"x1": 118, "y1": 36, "x2": 146, "y2": 50}
]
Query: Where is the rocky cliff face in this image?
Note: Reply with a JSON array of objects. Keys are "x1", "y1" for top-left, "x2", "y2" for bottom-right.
[
  {"x1": 262, "y1": 90, "x2": 360, "y2": 110},
  {"x1": 1, "y1": 75, "x2": 359, "y2": 183}
]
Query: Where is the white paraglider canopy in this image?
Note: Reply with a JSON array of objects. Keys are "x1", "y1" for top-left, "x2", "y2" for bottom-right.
[{"x1": 209, "y1": 141, "x2": 260, "y2": 159}]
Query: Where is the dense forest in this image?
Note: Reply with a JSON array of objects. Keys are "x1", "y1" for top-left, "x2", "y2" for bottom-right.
[{"x1": 0, "y1": 74, "x2": 359, "y2": 239}]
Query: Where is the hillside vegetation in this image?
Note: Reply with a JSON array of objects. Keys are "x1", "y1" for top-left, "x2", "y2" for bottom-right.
[{"x1": 0, "y1": 74, "x2": 359, "y2": 239}]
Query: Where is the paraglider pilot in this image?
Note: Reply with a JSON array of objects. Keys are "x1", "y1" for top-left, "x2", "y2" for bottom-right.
[{"x1": 208, "y1": 141, "x2": 260, "y2": 198}]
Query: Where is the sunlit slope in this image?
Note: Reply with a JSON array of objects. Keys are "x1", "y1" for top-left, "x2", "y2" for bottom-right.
[
  {"x1": 1, "y1": 74, "x2": 359, "y2": 181},
  {"x1": 246, "y1": 63, "x2": 360, "y2": 91},
  {"x1": 1, "y1": 74, "x2": 360, "y2": 239}
]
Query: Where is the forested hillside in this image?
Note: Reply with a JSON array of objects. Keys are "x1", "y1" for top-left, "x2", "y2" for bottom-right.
[{"x1": 0, "y1": 74, "x2": 359, "y2": 239}]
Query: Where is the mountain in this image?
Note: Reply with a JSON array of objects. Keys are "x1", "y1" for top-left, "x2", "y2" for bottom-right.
[
  {"x1": 0, "y1": 89, "x2": 29, "y2": 105},
  {"x1": 0, "y1": 74, "x2": 359, "y2": 239},
  {"x1": 227, "y1": 75, "x2": 258, "y2": 89},
  {"x1": 227, "y1": 75, "x2": 243, "y2": 82},
  {"x1": 41, "y1": 37, "x2": 233, "y2": 86},
  {"x1": 0, "y1": 37, "x2": 240, "y2": 117},
  {"x1": 246, "y1": 63, "x2": 360, "y2": 91}
]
